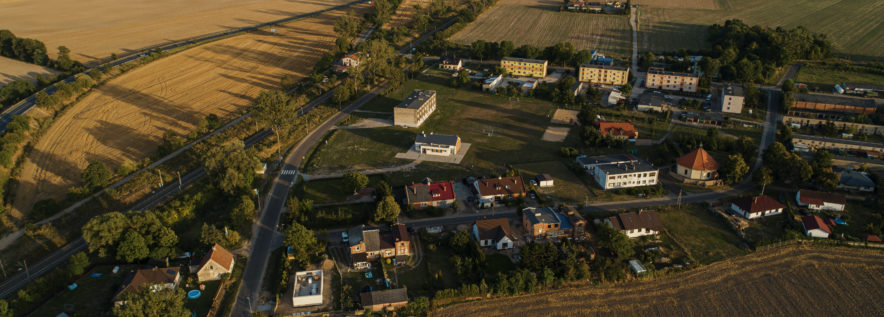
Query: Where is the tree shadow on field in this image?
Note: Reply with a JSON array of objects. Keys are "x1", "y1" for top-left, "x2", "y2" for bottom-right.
[
  {"x1": 83, "y1": 120, "x2": 156, "y2": 162},
  {"x1": 14, "y1": 149, "x2": 87, "y2": 214},
  {"x1": 95, "y1": 83, "x2": 206, "y2": 132},
  {"x1": 217, "y1": 73, "x2": 278, "y2": 91}
]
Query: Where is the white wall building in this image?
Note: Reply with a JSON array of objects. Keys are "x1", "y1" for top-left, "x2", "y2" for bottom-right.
[
  {"x1": 472, "y1": 218, "x2": 515, "y2": 250},
  {"x1": 730, "y1": 196, "x2": 785, "y2": 219},
  {"x1": 414, "y1": 133, "x2": 461, "y2": 156},
  {"x1": 795, "y1": 189, "x2": 846, "y2": 212},
  {"x1": 720, "y1": 84, "x2": 745, "y2": 114},
  {"x1": 577, "y1": 154, "x2": 658, "y2": 190},
  {"x1": 292, "y1": 270, "x2": 324, "y2": 307},
  {"x1": 605, "y1": 210, "x2": 663, "y2": 238}
]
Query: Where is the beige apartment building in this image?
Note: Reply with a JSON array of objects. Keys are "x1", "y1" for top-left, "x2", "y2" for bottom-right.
[
  {"x1": 393, "y1": 90, "x2": 437, "y2": 128},
  {"x1": 578, "y1": 64, "x2": 629, "y2": 85},
  {"x1": 645, "y1": 67, "x2": 699, "y2": 92},
  {"x1": 501, "y1": 57, "x2": 548, "y2": 78},
  {"x1": 721, "y1": 84, "x2": 745, "y2": 114}
]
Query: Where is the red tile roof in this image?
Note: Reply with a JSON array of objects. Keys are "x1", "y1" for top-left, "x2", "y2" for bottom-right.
[
  {"x1": 797, "y1": 189, "x2": 846, "y2": 206},
  {"x1": 676, "y1": 148, "x2": 719, "y2": 171},
  {"x1": 405, "y1": 181, "x2": 456, "y2": 202},
  {"x1": 596, "y1": 122, "x2": 638, "y2": 139},
  {"x1": 201, "y1": 244, "x2": 234, "y2": 271},
  {"x1": 863, "y1": 234, "x2": 882, "y2": 242},
  {"x1": 733, "y1": 195, "x2": 785, "y2": 214},
  {"x1": 802, "y1": 215, "x2": 832, "y2": 234}
]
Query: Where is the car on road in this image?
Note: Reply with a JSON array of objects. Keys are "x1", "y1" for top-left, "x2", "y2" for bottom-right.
[
  {"x1": 341, "y1": 232, "x2": 349, "y2": 243},
  {"x1": 529, "y1": 193, "x2": 536, "y2": 200},
  {"x1": 530, "y1": 179, "x2": 538, "y2": 186}
]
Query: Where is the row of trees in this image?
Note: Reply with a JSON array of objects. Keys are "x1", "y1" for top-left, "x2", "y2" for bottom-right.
[
  {"x1": 0, "y1": 30, "x2": 85, "y2": 72},
  {"x1": 82, "y1": 211, "x2": 178, "y2": 262},
  {"x1": 762, "y1": 142, "x2": 840, "y2": 190}
]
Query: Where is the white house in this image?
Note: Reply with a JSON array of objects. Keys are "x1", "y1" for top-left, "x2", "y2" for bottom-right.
[
  {"x1": 482, "y1": 74, "x2": 504, "y2": 92},
  {"x1": 536, "y1": 174, "x2": 554, "y2": 187},
  {"x1": 473, "y1": 218, "x2": 515, "y2": 250},
  {"x1": 802, "y1": 215, "x2": 832, "y2": 239},
  {"x1": 341, "y1": 53, "x2": 360, "y2": 67},
  {"x1": 196, "y1": 244, "x2": 235, "y2": 282},
  {"x1": 605, "y1": 210, "x2": 663, "y2": 238},
  {"x1": 730, "y1": 195, "x2": 785, "y2": 219},
  {"x1": 439, "y1": 56, "x2": 463, "y2": 71},
  {"x1": 292, "y1": 270, "x2": 324, "y2": 307},
  {"x1": 795, "y1": 189, "x2": 846, "y2": 212},
  {"x1": 577, "y1": 154, "x2": 658, "y2": 190},
  {"x1": 414, "y1": 133, "x2": 461, "y2": 156}
]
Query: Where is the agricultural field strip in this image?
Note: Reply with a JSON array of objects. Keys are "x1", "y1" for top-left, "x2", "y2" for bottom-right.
[{"x1": 0, "y1": 56, "x2": 60, "y2": 87}]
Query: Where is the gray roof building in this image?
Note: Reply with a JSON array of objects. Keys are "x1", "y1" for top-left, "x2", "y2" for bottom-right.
[
  {"x1": 597, "y1": 160, "x2": 658, "y2": 175},
  {"x1": 524, "y1": 207, "x2": 561, "y2": 226},
  {"x1": 415, "y1": 133, "x2": 459, "y2": 147},
  {"x1": 397, "y1": 90, "x2": 436, "y2": 110}
]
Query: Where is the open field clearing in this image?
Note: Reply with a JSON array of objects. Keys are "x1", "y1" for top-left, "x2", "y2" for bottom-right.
[
  {"x1": 0, "y1": 56, "x2": 59, "y2": 87},
  {"x1": 795, "y1": 62, "x2": 884, "y2": 90},
  {"x1": 634, "y1": 0, "x2": 723, "y2": 10},
  {"x1": 450, "y1": 0, "x2": 631, "y2": 56},
  {"x1": 9, "y1": 4, "x2": 368, "y2": 222},
  {"x1": 638, "y1": 0, "x2": 884, "y2": 58},
  {"x1": 658, "y1": 204, "x2": 748, "y2": 264},
  {"x1": 0, "y1": 0, "x2": 351, "y2": 64},
  {"x1": 434, "y1": 245, "x2": 884, "y2": 316},
  {"x1": 383, "y1": 0, "x2": 424, "y2": 30}
]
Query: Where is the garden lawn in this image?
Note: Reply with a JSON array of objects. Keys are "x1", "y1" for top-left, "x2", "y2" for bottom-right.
[
  {"x1": 397, "y1": 235, "x2": 461, "y2": 297},
  {"x1": 658, "y1": 204, "x2": 748, "y2": 264},
  {"x1": 31, "y1": 265, "x2": 136, "y2": 316},
  {"x1": 795, "y1": 62, "x2": 884, "y2": 91},
  {"x1": 302, "y1": 127, "x2": 414, "y2": 173},
  {"x1": 512, "y1": 160, "x2": 590, "y2": 204}
]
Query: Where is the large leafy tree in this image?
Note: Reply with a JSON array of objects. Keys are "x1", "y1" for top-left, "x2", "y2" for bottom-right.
[
  {"x1": 342, "y1": 171, "x2": 368, "y2": 194},
  {"x1": 82, "y1": 211, "x2": 178, "y2": 262},
  {"x1": 82, "y1": 161, "x2": 112, "y2": 190},
  {"x1": 722, "y1": 154, "x2": 750, "y2": 185},
  {"x1": 200, "y1": 138, "x2": 259, "y2": 196},
  {"x1": 254, "y1": 90, "x2": 297, "y2": 160},
  {"x1": 284, "y1": 222, "x2": 324, "y2": 267},
  {"x1": 373, "y1": 195, "x2": 400, "y2": 223},
  {"x1": 113, "y1": 287, "x2": 191, "y2": 317},
  {"x1": 596, "y1": 224, "x2": 634, "y2": 261}
]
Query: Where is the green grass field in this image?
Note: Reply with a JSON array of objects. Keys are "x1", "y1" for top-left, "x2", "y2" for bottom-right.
[
  {"x1": 638, "y1": 0, "x2": 884, "y2": 58},
  {"x1": 31, "y1": 265, "x2": 135, "y2": 316},
  {"x1": 658, "y1": 204, "x2": 748, "y2": 264},
  {"x1": 303, "y1": 127, "x2": 415, "y2": 173},
  {"x1": 450, "y1": 0, "x2": 632, "y2": 56},
  {"x1": 795, "y1": 62, "x2": 884, "y2": 91},
  {"x1": 512, "y1": 160, "x2": 590, "y2": 204}
]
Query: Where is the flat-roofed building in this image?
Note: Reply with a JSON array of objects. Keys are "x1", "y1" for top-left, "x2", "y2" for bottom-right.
[
  {"x1": 792, "y1": 134, "x2": 884, "y2": 153},
  {"x1": 577, "y1": 154, "x2": 658, "y2": 190},
  {"x1": 501, "y1": 57, "x2": 548, "y2": 78},
  {"x1": 414, "y1": 133, "x2": 461, "y2": 156},
  {"x1": 393, "y1": 90, "x2": 437, "y2": 128},
  {"x1": 721, "y1": 84, "x2": 745, "y2": 114},
  {"x1": 578, "y1": 64, "x2": 629, "y2": 85},
  {"x1": 637, "y1": 92, "x2": 670, "y2": 112},
  {"x1": 645, "y1": 67, "x2": 699, "y2": 92},
  {"x1": 789, "y1": 93, "x2": 878, "y2": 120},
  {"x1": 292, "y1": 270, "x2": 323, "y2": 307}
]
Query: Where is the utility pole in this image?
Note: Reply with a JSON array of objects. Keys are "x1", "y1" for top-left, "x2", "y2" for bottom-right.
[
  {"x1": 157, "y1": 170, "x2": 164, "y2": 188},
  {"x1": 20, "y1": 260, "x2": 29, "y2": 279},
  {"x1": 177, "y1": 171, "x2": 182, "y2": 190},
  {"x1": 0, "y1": 259, "x2": 6, "y2": 279},
  {"x1": 254, "y1": 189, "x2": 261, "y2": 213},
  {"x1": 677, "y1": 189, "x2": 683, "y2": 209}
]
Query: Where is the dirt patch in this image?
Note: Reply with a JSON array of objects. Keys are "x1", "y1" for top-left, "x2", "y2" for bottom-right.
[
  {"x1": 550, "y1": 109, "x2": 580, "y2": 125},
  {"x1": 0, "y1": 0, "x2": 351, "y2": 64},
  {"x1": 0, "y1": 56, "x2": 60, "y2": 87},
  {"x1": 541, "y1": 126, "x2": 569, "y2": 142},
  {"x1": 433, "y1": 245, "x2": 884, "y2": 316},
  {"x1": 10, "y1": 4, "x2": 369, "y2": 220}
]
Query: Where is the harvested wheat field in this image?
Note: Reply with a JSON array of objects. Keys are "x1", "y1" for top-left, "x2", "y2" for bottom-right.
[
  {"x1": 383, "y1": 0, "x2": 424, "y2": 30},
  {"x1": 9, "y1": 3, "x2": 369, "y2": 221},
  {"x1": 450, "y1": 0, "x2": 631, "y2": 56},
  {"x1": 0, "y1": 0, "x2": 351, "y2": 64},
  {"x1": 0, "y1": 56, "x2": 60, "y2": 87},
  {"x1": 434, "y1": 245, "x2": 884, "y2": 316}
]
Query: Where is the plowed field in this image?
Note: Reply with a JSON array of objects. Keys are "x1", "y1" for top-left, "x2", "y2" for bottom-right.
[
  {"x1": 434, "y1": 245, "x2": 884, "y2": 316},
  {"x1": 9, "y1": 4, "x2": 368, "y2": 220}
]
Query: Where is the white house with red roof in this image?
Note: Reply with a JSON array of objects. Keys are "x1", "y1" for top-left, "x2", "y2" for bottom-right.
[
  {"x1": 596, "y1": 122, "x2": 638, "y2": 140},
  {"x1": 795, "y1": 189, "x2": 846, "y2": 212},
  {"x1": 801, "y1": 215, "x2": 832, "y2": 238},
  {"x1": 675, "y1": 147, "x2": 719, "y2": 181},
  {"x1": 730, "y1": 195, "x2": 785, "y2": 219},
  {"x1": 404, "y1": 180, "x2": 456, "y2": 209},
  {"x1": 197, "y1": 244, "x2": 235, "y2": 282}
]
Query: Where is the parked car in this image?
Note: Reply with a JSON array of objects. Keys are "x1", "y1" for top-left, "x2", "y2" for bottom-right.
[
  {"x1": 341, "y1": 232, "x2": 349, "y2": 243},
  {"x1": 529, "y1": 179, "x2": 538, "y2": 186},
  {"x1": 530, "y1": 193, "x2": 536, "y2": 200}
]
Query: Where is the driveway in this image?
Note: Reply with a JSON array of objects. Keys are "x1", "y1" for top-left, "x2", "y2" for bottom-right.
[{"x1": 453, "y1": 182, "x2": 476, "y2": 214}]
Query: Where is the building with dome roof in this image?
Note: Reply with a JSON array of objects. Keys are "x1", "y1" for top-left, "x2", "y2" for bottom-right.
[{"x1": 673, "y1": 147, "x2": 720, "y2": 186}]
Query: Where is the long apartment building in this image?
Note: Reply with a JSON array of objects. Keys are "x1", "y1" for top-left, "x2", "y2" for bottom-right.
[
  {"x1": 393, "y1": 90, "x2": 437, "y2": 128},
  {"x1": 577, "y1": 154, "x2": 659, "y2": 190},
  {"x1": 645, "y1": 67, "x2": 699, "y2": 92},
  {"x1": 501, "y1": 57, "x2": 548, "y2": 78},
  {"x1": 792, "y1": 134, "x2": 884, "y2": 153},
  {"x1": 578, "y1": 64, "x2": 629, "y2": 86},
  {"x1": 789, "y1": 93, "x2": 878, "y2": 120}
]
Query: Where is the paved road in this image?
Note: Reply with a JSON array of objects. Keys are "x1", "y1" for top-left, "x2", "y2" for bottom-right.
[{"x1": 232, "y1": 83, "x2": 389, "y2": 316}]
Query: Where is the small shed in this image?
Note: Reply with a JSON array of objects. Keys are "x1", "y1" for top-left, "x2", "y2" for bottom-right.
[
  {"x1": 628, "y1": 260, "x2": 647, "y2": 275},
  {"x1": 536, "y1": 174, "x2": 554, "y2": 187}
]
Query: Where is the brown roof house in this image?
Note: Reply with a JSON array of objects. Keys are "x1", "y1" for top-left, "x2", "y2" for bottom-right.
[
  {"x1": 473, "y1": 218, "x2": 516, "y2": 250},
  {"x1": 114, "y1": 267, "x2": 181, "y2": 306},
  {"x1": 674, "y1": 147, "x2": 720, "y2": 186},
  {"x1": 730, "y1": 195, "x2": 785, "y2": 219},
  {"x1": 361, "y1": 288, "x2": 408, "y2": 312},
  {"x1": 348, "y1": 224, "x2": 411, "y2": 270},
  {"x1": 795, "y1": 189, "x2": 846, "y2": 212},
  {"x1": 473, "y1": 176, "x2": 526, "y2": 208},
  {"x1": 605, "y1": 210, "x2": 663, "y2": 238},
  {"x1": 404, "y1": 180, "x2": 457, "y2": 209},
  {"x1": 197, "y1": 244, "x2": 235, "y2": 282},
  {"x1": 801, "y1": 215, "x2": 832, "y2": 239}
]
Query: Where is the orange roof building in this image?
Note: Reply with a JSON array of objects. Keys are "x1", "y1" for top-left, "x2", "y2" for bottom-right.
[
  {"x1": 675, "y1": 147, "x2": 719, "y2": 181},
  {"x1": 596, "y1": 122, "x2": 638, "y2": 140},
  {"x1": 197, "y1": 244, "x2": 235, "y2": 282}
]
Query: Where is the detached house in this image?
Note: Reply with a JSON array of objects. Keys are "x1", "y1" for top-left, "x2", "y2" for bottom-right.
[
  {"x1": 474, "y1": 176, "x2": 526, "y2": 208},
  {"x1": 596, "y1": 121, "x2": 638, "y2": 140},
  {"x1": 523, "y1": 206, "x2": 586, "y2": 239},
  {"x1": 114, "y1": 267, "x2": 181, "y2": 306},
  {"x1": 347, "y1": 224, "x2": 411, "y2": 269},
  {"x1": 802, "y1": 215, "x2": 832, "y2": 239},
  {"x1": 473, "y1": 218, "x2": 516, "y2": 250},
  {"x1": 414, "y1": 133, "x2": 461, "y2": 156},
  {"x1": 439, "y1": 56, "x2": 463, "y2": 71},
  {"x1": 196, "y1": 244, "x2": 235, "y2": 282},
  {"x1": 730, "y1": 195, "x2": 785, "y2": 219},
  {"x1": 404, "y1": 180, "x2": 457, "y2": 209},
  {"x1": 560, "y1": 205, "x2": 587, "y2": 238},
  {"x1": 605, "y1": 210, "x2": 663, "y2": 238},
  {"x1": 795, "y1": 189, "x2": 846, "y2": 212}
]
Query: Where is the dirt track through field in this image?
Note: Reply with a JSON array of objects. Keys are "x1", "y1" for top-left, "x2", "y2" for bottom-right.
[
  {"x1": 433, "y1": 245, "x2": 884, "y2": 316},
  {"x1": 0, "y1": 56, "x2": 60, "y2": 87},
  {"x1": 9, "y1": 4, "x2": 369, "y2": 221},
  {"x1": 0, "y1": 0, "x2": 350, "y2": 64}
]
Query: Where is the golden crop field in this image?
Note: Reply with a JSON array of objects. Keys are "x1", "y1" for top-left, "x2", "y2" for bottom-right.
[
  {"x1": 8, "y1": 4, "x2": 370, "y2": 221},
  {"x1": 0, "y1": 56, "x2": 60, "y2": 87},
  {"x1": 0, "y1": 0, "x2": 351, "y2": 64},
  {"x1": 637, "y1": 0, "x2": 884, "y2": 58},
  {"x1": 450, "y1": 0, "x2": 632, "y2": 56},
  {"x1": 383, "y1": 0, "x2": 424, "y2": 30},
  {"x1": 433, "y1": 245, "x2": 884, "y2": 316}
]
